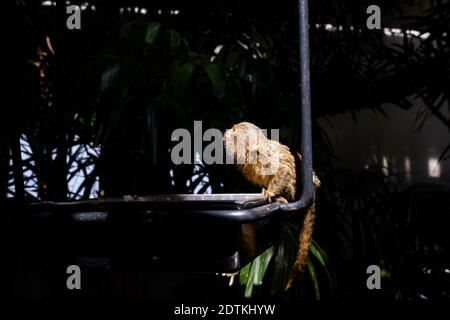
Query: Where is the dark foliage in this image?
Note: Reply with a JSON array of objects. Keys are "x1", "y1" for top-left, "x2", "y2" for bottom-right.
[{"x1": 5, "y1": 0, "x2": 450, "y2": 300}]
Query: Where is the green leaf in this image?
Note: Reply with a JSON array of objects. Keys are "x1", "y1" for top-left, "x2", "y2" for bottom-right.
[
  {"x1": 172, "y1": 60, "x2": 197, "y2": 97},
  {"x1": 239, "y1": 247, "x2": 273, "y2": 298},
  {"x1": 120, "y1": 20, "x2": 146, "y2": 40},
  {"x1": 100, "y1": 63, "x2": 119, "y2": 93},
  {"x1": 270, "y1": 224, "x2": 298, "y2": 294},
  {"x1": 246, "y1": 264, "x2": 258, "y2": 298},
  {"x1": 239, "y1": 261, "x2": 251, "y2": 285},
  {"x1": 309, "y1": 240, "x2": 327, "y2": 267},
  {"x1": 165, "y1": 29, "x2": 182, "y2": 55},
  {"x1": 243, "y1": 261, "x2": 255, "y2": 298},
  {"x1": 306, "y1": 259, "x2": 320, "y2": 300},
  {"x1": 202, "y1": 62, "x2": 225, "y2": 97},
  {"x1": 254, "y1": 247, "x2": 273, "y2": 286},
  {"x1": 310, "y1": 240, "x2": 336, "y2": 296},
  {"x1": 145, "y1": 22, "x2": 162, "y2": 45}
]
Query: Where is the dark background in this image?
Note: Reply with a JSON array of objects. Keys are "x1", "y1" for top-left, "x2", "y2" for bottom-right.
[{"x1": 3, "y1": 0, "x2": 450, "y2": 300}]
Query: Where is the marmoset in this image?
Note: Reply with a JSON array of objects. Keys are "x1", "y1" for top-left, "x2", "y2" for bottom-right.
[{"x1": 224, "y1": 122, "x2": 320, "y2": 289}]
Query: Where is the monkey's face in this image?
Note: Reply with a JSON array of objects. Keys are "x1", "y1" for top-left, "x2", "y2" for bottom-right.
[
  {"x1": 224, "y1": 122, "x2": 266, "y2": 165},
  {"x1": 223, "y1": 126, "x2": 241, "y2": 162}
]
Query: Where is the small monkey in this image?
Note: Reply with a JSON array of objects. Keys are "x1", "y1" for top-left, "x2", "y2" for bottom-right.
[{"x1": 224, "y1": 122, "x2": 320, "y2": 290}]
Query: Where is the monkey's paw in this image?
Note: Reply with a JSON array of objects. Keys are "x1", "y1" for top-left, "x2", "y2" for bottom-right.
[
  {"x1": 274, "y1": 196, "x2": 289, "y2": 204},
  {"x1": 261, "y1": 188, "x2": 275, "y2": 202}
]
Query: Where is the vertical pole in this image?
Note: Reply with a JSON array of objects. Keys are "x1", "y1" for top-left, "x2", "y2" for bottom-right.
[{"x1": 283, "y1": 0, "x2": 313, "y2": 210}]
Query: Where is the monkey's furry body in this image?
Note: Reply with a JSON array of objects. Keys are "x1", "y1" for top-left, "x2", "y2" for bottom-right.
[{"x1": 224, "y1": 122, "x2": 320, "y2": 288}]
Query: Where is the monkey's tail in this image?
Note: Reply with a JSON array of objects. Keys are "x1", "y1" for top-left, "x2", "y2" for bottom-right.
[{"x1": 285, "y1": 203, "x2": 315, "y2": 291}]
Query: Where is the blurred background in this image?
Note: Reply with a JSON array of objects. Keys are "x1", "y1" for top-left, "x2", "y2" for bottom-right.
[{"x1": 3, "y1": 0, "x2": 450, "y2": 300}]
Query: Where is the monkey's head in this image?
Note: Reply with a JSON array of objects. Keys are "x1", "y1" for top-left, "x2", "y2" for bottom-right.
[{"x1": 224, "y1": 122, "x2": 267, "y2": 164}]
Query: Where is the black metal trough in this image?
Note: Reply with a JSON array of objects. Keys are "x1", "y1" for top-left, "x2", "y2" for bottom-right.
[{"x1": 10, "y1": 0, "x2": 314, "y2": 275}]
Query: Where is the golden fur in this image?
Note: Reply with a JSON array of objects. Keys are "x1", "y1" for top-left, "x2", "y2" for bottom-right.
[{"x1": 224, "y1": 122, "x2": 320, "y2": 288}]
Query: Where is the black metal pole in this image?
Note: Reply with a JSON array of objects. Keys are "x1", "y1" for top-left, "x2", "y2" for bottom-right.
[{"x1": 281, "y1": 0, "x2": 314, "y2": 211}]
